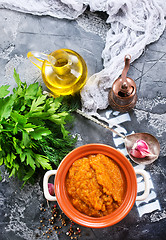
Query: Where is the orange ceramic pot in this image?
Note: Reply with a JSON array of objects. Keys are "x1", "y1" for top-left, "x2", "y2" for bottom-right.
[{"x1": 43, "y1": 144, "x2": 149, "y2": 228}]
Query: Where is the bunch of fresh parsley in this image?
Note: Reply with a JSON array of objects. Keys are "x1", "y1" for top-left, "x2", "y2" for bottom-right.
[{"x1": 0, "y1": 69, "x2": 79, "y2": 185}]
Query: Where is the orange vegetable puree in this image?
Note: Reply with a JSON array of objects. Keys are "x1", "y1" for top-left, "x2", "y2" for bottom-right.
[{"x1": 65, "y1": 154, "x2": 126, "y2": 217}]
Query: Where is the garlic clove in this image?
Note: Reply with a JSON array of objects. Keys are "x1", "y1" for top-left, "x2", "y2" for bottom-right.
[
  {"x1": 130, "y1": 149, "x2": 145, "y2": 158},
  {"x1": 135, "y1": 140, "x2": 149, "y2": 150},
  {"x1": 48, "y1": 183, "x2": 55, "y2": 196}
]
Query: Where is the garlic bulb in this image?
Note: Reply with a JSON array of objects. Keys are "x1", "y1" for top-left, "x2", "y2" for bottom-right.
[{"x1": 130, "y1": 139, "x2": 155, "y2": 158}]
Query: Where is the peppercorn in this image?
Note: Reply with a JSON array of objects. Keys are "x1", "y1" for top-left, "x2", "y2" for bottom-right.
[
  {"x1": 39, "y1": 201, "x2": 83, "y2": 239},
  {"x1": 35, "y1": 233, "x2": 40, "y2": 238}
]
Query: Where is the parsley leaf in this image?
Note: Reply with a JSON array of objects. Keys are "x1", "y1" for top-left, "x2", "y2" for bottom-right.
[
  {"x1": 0, "y1": 85, "x2": 10, "y2": 98},
  {"x1": 0, "y1": 70, "x2": 79, "y2": 185}
]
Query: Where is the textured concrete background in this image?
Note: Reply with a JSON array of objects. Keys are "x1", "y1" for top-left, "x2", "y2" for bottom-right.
[{"x1": 0, "y1": 8, "x2": 166, "y2": 240}]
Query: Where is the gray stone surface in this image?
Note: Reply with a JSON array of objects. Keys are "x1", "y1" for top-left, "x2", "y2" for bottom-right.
[{"x1": 0, "y1": 8, "x2": 166, "y2": 240}]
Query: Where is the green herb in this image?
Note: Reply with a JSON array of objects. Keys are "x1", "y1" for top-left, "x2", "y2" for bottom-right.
[{"x1": 0, "y1": 69, "x2": 78, "y2": 185}]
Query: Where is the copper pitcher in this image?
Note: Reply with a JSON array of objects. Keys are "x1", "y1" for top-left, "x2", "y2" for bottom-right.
[{"x1": 108, "y1": 55, "x2": 137, "y2": 112}]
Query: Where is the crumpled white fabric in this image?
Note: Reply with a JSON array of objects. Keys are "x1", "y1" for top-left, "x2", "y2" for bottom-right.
[
  {"x1": 81, "y1": 0, "x2": 166, "y2": 113},
  {"x1": 0, "y1": 0, "x2": 165, "y2": 113}
]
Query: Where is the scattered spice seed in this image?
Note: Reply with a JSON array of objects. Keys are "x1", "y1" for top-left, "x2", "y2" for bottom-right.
[
  {"x1": 35, "y1": 233, "x2": 40, "y2": 238},
  {"x1": 38, "y1": 201, "x2": 82, "y2": 239}
]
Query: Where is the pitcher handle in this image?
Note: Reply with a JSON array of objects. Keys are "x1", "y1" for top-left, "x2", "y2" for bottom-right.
[
  {"x1": 43, "y1": 170, "x2": 57, "y2": 201},
  {"x1": 27, "y1": 51, "x2": 56, "y2": 70},
  {"x1": 135, "y1": 169, "x2": 150, "y2": 201}
]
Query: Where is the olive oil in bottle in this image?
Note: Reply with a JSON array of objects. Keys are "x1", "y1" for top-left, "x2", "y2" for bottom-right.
[{"x1": 28, "y1": 49, "x2": 88, "y2": 96}]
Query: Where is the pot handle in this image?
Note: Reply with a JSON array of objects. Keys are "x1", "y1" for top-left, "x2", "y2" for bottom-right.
[
  {"x1": 43, "y1": 170, "x2": 57, "y2": 201},
  {"x1": 135, "y1": 169, "x2": 150, "y2": 201}
]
